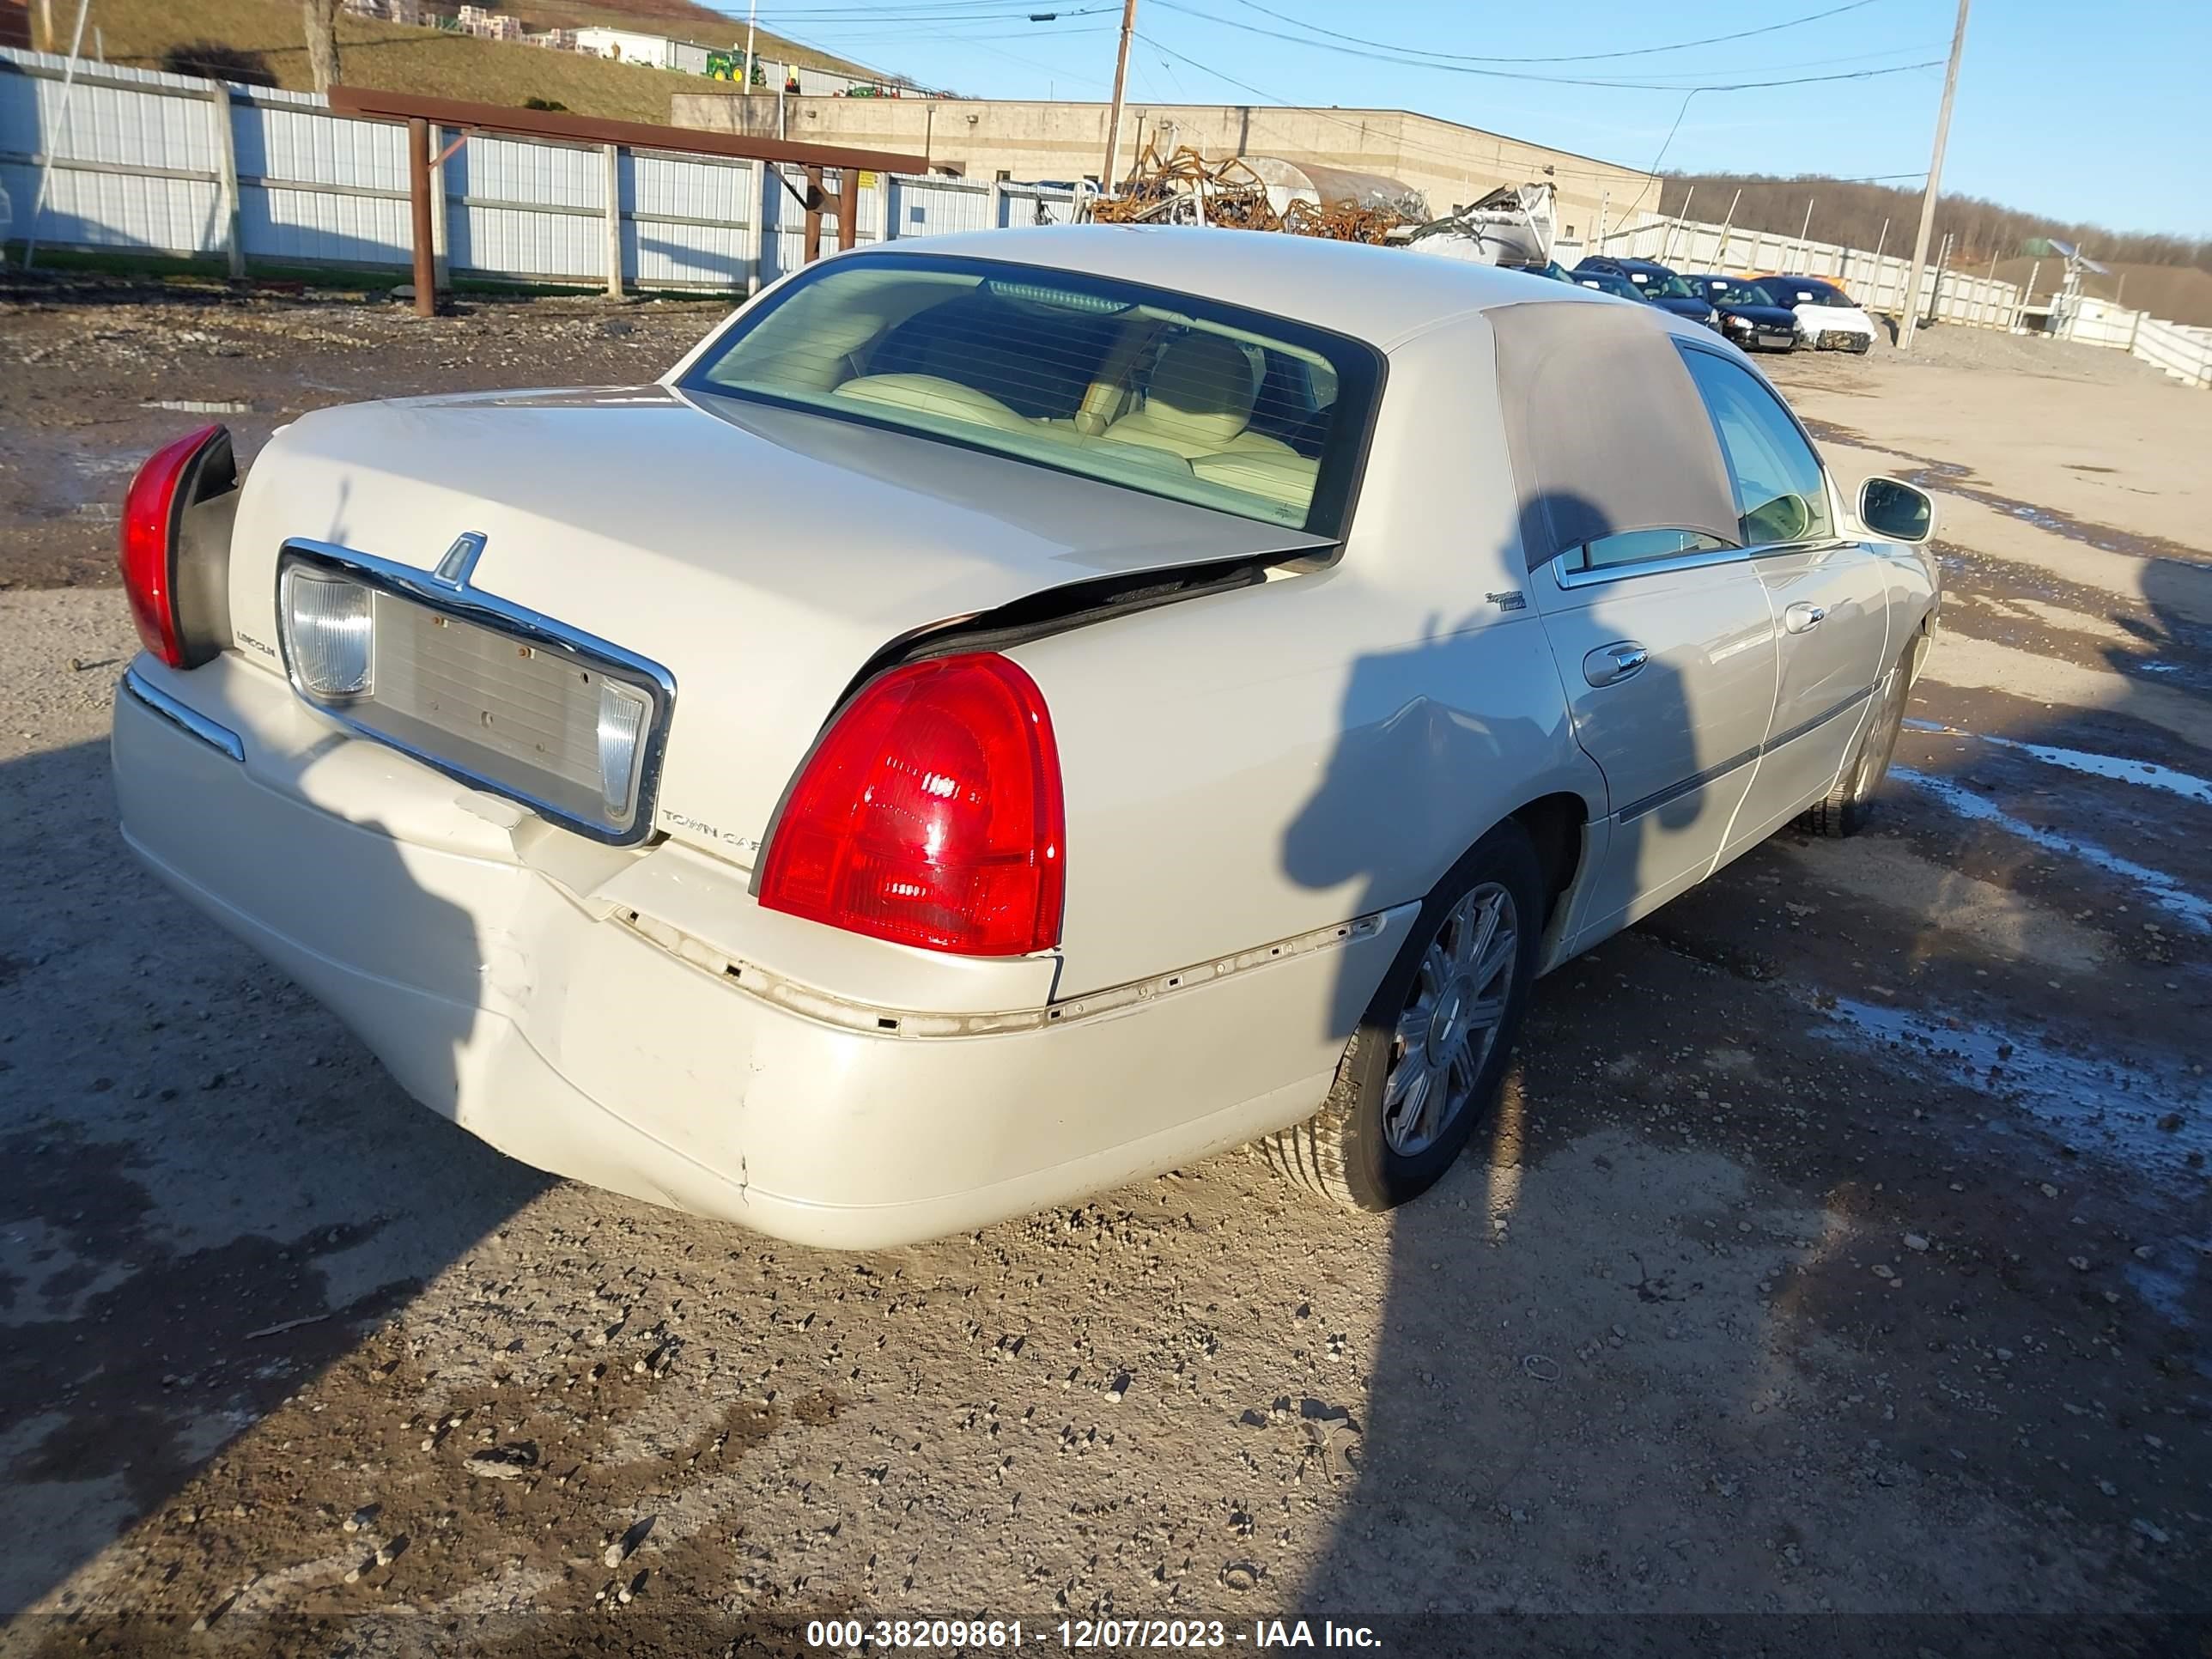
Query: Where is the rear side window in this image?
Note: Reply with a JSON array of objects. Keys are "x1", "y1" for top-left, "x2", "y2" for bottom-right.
[
  {"x1": 1565, "y1": 527, "x2": 1734, "y2": 573},
  {"x1": 679, "y1": 252, "x2": 1382, "y2": 536},
  {"x1": 1678, "y1": 349, "x2": 1833, "y2": 547}
]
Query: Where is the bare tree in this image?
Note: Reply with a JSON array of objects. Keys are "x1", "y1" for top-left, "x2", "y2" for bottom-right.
[{"x1": 303, "y1": 0, "x2": 342, "y2": 93}]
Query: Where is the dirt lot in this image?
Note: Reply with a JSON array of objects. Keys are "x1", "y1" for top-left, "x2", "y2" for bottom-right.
[{"x1": 1, "y1": 280, "x2": 2208, "y2": 1658}]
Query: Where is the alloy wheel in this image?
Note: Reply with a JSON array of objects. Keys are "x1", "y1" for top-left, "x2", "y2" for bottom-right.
[{"x1": 1381, "y1": 882, "x2": 1518, "y2": 1157}]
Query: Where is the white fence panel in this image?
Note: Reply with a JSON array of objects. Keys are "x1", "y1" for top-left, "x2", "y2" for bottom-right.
[
  {"x1": 236, "y1": 99, "x2": 410, "y2": 266},
  {"x1": 2063, "y1": 295, "x2": 2139, "y2": 349},
  {"x1": 625, "y1": 148, "x2": 752, "y2": 289},
  {"x1": 2131, "y1": 315, "x2": 2212, "y2": 387},
  {"x1": 0, "y1": 59, "x2": 221, "y2": 252},
  {"x1": 447, "y1": 132, "x2": 603, "y2": 280},
  {"x1": 886, "y1": 173, "x2": 989, "y2": 238},
  {"x1": 999, "y1": 183, "x2": 1076, "y2": 226}
]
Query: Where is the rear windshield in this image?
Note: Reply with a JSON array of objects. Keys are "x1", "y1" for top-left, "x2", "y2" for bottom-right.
[
  {"x1": 1577, "y1": 272, "x2": 1643, "y2": 301},
  {"x1": 1714, "y1": 279, "x2": 1780, "y2": 307},
  {"x1": 678, "y1": 252, "x2": 1382, "y2": 536}
]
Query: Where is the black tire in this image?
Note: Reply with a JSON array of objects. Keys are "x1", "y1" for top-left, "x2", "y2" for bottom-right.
[
  {"x1": 1261, "y1": 820, "x2": 1544, "y2": 1212},
  {"x1": 1804, "y1": 635, "x2": 1917, "y2": 838}
]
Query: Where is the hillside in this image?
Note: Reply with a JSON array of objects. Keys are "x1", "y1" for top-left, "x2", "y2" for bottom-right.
[
  {"x1": 1657, "y1": 173, "x2": 2211, "y2": 280},
  {"x1": 88, "y1": 0, "x2": 887, "y2": 125},
  {"x1": 470, "y1": 0, "x2": 882, "y2": 81}
]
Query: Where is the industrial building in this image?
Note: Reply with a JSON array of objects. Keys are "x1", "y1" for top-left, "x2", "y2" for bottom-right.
[{"x1": 670, "y1": 94, "x2": 1658, "y2": 245}]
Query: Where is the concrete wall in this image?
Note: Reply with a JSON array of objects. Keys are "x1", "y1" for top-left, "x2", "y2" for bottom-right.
[{"x1": 669, "y1": 94, "x2": 1653, "y2": 239}]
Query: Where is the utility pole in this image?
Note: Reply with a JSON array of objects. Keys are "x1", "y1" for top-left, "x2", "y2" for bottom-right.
[
  {"x1": 1796, "y1": 197, "x2": 1814, "y2": 269},
  {"x1": 1100, "y1": 0, "x2": 1138, "y2": 194},
  {"x1": 744, "y1": 0, "x2": 757, "y2": 91},
  {"x1": 1898, "y1": 0, "x2": 1971, "y2": 352}
]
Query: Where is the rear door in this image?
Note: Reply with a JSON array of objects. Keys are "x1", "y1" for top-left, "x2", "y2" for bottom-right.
[{"x1": 1528, "y1": 531, "x2": 1780, "y2": 943}]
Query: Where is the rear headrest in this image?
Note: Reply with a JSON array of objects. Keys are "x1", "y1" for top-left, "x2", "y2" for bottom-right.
[{"x1": 1146, "y1": 331, "x2": 1259, "y2": 424}]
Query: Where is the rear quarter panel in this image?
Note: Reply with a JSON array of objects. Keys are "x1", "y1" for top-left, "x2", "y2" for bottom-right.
[{"x1": 1013, "y1": 312, "x2": 1605, "y2": 1001}]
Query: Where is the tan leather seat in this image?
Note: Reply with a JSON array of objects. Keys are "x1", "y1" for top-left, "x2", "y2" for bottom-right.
[
  {"x1": 1191, "y1": 448, "x2": 1319, "y2": 514},
  {"x1": 1102, "y1": 332, "x2": 1297, "y2": 461}
]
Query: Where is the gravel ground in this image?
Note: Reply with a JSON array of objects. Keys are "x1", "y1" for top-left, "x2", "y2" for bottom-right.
[
  {"x1": 0, "y1": 278, "x2": 2207, "y2": 1658},
  {"x1": 1863, "y1": 318, "x2": 2181, "y2": 385}
]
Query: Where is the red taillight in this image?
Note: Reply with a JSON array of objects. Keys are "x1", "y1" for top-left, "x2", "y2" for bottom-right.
[
  {"x1": 120, "y1": 423, "x2": 225, "y2": 668},
  {"x1": 759, "y1": 653, "x2": 1066, "y2": 957}
]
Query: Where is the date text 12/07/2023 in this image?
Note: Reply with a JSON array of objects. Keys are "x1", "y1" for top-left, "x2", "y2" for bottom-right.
[{"x1": 803, "y1": 1619, "x2": 1385, "y2": 1649}]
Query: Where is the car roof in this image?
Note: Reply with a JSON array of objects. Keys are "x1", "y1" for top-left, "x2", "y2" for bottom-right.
[{"x1": 832, "y1": 224, "x2": 1619, "y2": 349}]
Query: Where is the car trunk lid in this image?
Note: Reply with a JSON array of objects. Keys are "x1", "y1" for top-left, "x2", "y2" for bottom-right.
[{"x1": 225, "y1": 385, "x2": 1327, "y2": 866}]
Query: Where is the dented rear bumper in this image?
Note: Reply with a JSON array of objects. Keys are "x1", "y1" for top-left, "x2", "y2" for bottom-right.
[{"x1": 113, "y1": 656, "x2": 1403, "y2": 1248}]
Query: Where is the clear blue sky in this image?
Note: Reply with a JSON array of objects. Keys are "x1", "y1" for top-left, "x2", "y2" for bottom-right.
[{"x1": 716, "y1": 0, "x2": 2211, "y2": 238}]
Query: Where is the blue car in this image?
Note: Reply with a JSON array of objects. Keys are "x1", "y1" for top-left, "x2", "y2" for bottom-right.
[{"x1": 1572, "y1": 256, "x2": 1720, "y2": 327}]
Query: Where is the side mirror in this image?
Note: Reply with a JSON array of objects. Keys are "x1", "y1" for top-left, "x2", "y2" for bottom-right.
[{"x1": 1858, "y1": 476, "x2": 1935, "y2": 544}]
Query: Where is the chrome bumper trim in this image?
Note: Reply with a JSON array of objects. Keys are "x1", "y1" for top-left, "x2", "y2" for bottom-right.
[
  {"x1": 614, "y1": 905, "x2": 1398, "y2": 1039},
  {"x1": 120, "y1": 665, "x2": 246, "y2": 763}
]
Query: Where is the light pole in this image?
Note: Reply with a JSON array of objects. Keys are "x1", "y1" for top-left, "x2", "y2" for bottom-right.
[{"x1": 1898, "y1": 0, "x2": 1972, "y2": 352}]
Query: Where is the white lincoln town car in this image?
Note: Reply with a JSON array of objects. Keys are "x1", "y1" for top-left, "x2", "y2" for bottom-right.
[{"x1": 112, "y1": 227, "x2": 1939, "y2": 1249}]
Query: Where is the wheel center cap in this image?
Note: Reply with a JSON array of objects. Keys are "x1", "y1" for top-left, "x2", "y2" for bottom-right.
[{"x1": 1427, "y1": 978, "x2": 1473, "y2": 1063}]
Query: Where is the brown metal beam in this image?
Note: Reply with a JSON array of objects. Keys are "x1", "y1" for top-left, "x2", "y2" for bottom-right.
[
  {"x1": 406, "y1": 115, "x2": 435, "y2": 319},
  {"x1": 329, "y1": 86, "x2": 926, "y2": 175}
]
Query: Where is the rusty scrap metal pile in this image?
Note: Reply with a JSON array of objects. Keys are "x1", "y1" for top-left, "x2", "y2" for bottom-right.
[{"x1": 1087, "y1": 143, "x2": 1408, "y2": 244}]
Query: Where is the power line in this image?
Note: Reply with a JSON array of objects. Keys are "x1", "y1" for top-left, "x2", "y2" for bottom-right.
[
  {"x1": 1213, "y1": 0, "x2": 1893, "y2": 65},
  {"x1": 762, "y1": 0, "x2": 1101, "y2": 9},
  {"x1": 1129, "y1": 32, "x2": 1932, "y2": 189},
  {"x1": 1149, "y1": 1, "x2": 1940, "y2": 90},
  {"x1": 1124, "y1": 32, "x2": 1633, "y2": 179},
  {"x1": 1135, "y1": 22, "x2": 1940, "y2": 94},
  {"x1": 822, "y1": 24, "x2": 1110, "y2": 43}
]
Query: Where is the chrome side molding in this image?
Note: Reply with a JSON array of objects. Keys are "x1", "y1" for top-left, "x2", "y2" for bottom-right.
[{"x1": 120, "y1": 665, "x2": 246, "y2": 763}]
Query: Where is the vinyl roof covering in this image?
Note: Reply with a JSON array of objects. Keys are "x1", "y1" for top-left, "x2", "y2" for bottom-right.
[{"x1": 1487, "y1": 299, "x2": 1739, "y2": 570}]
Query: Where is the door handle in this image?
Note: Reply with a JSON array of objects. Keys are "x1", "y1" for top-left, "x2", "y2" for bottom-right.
[
  {"x1": 1785, "y1": 602, "x2": 1828, "y2": 633},
  {"x1": 1583, "y1": 641, "x2": 1649, "y2": 687}
]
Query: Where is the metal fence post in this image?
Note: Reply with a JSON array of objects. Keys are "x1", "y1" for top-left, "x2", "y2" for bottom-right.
[
  {"x1": 990, "y1": 177, "x2": 1005, "y2": 228},
  {"x1": 407, "y1": 117, "x2": 434, "y2": 319},
  {"x1": 206, "y1": 80, "x2": 244, "y2": 278},
  {"x1": 603, "y1": 143, "x2": 623, "y2": 299},
  {"x1": 428, "y1": 125, "x2": 450, "y2": 290},
  {"x1": 745, "y1": 157, "x2": 765, "y2": 291}
]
